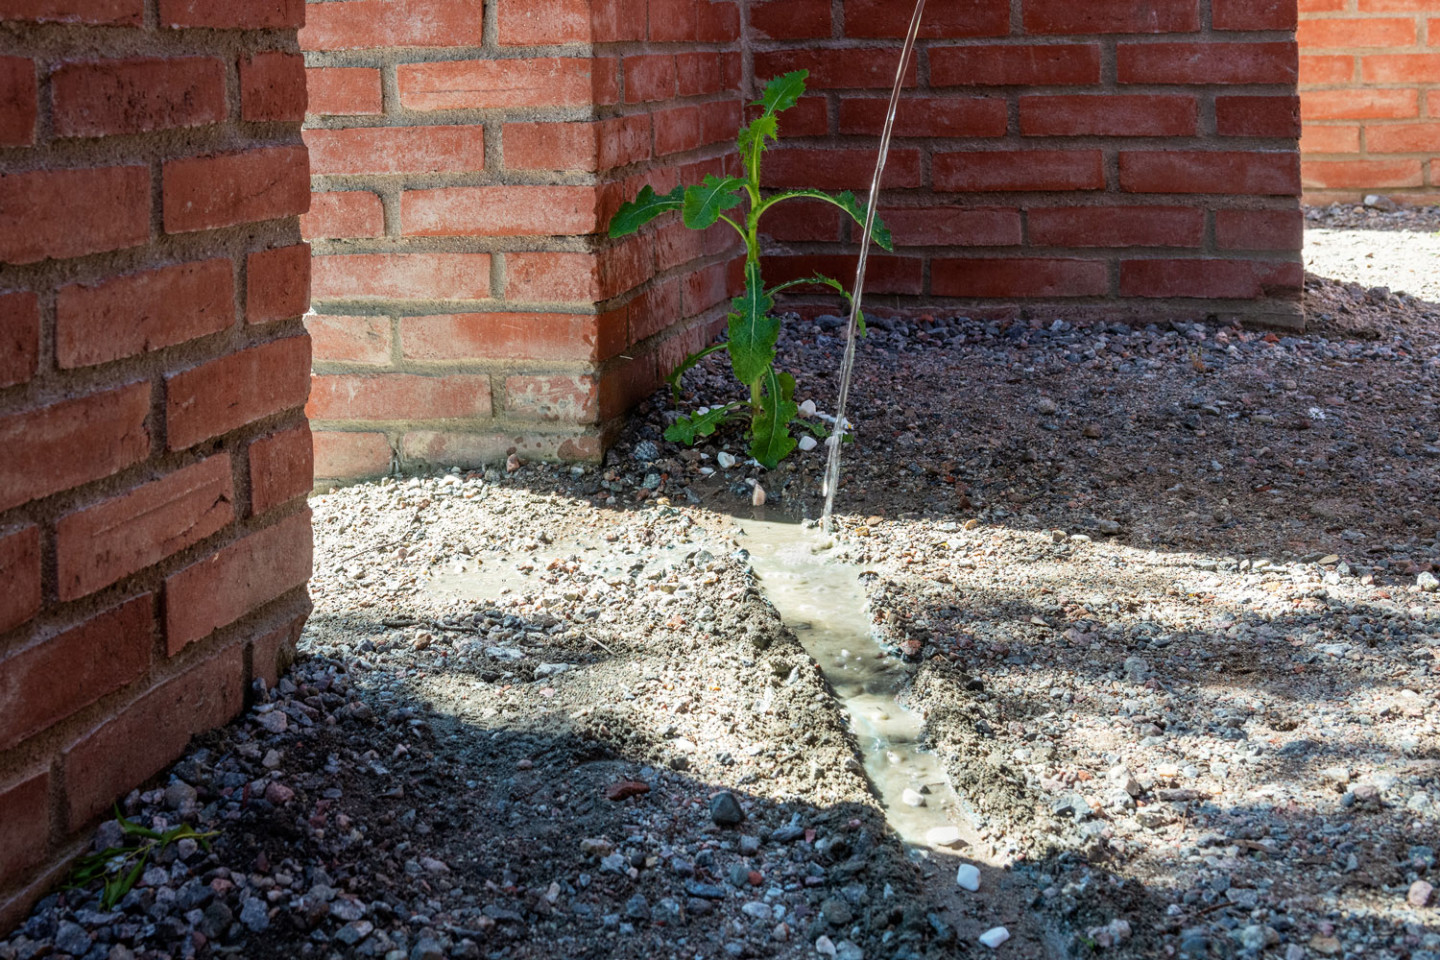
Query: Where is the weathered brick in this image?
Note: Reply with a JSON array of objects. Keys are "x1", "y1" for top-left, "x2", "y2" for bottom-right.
[
  {"x1": 880, "y1": 207, "x2": 1023, "y2": 247},
  {"x1": 302, "y1": 191, "x2": 385, "y2": 240},
  {"x1": 158, "y1": 0, "x2": 304, "y2": 29},
  {"x1": 753, "y1": 48, "x2": 918, "y2": 90},
  {"x1": 0, "y1": 770, "x2": 49, "y2": 889},
  {"x1": 313, "y1": 431, "x2": 393, "y2": 478},
  {"x1": 0, "y1": 290, "x2": 38, "y2": 387},
  {"x1": 930, "y1": 44, "x2": 1103, "y2": 86},
  {"x1": 1301, "y1": 123, "x2": 1361, "y2": 154},
  {"x1": 1302, "y1": 157, "x2": 1423, "y2": 188},
  {"x1": 839, "y1": 97, "x2": 1008, "y2": 137},
  {"x1": 240, "y1": 52, "x2": 307, "y2": 122},
  {"x1": 1216, "y1": 209, "x2": 1305, "y2": 251},
  {"x1": 1301, "y1": 88, "x2": 1418, "y2": 121},
  {"x1": 311, "y1": 253, "x2": 491, "y2": 301},
  {"x1": 0, "y1": 595, "x2": 153, "y2": 751},
  {"x1": 56, "y1": 456, "x2": 235, "y2": 600},
  {"x1": 766, "y1": 255, "x2": 923, "y2": 296},
  {"x1": 0, "y1": 57, "x2": 36, "y2": 146},
  {"x1": 1119, "y1": 151, "x2": 1300, "y2": 195},
  {"x1": 56, "y1": 258, "x2": 234, "y2": 368},
  {"x1": 164, "y1": 510, "x2": 311, "y2": 654},
  {"x1": 1020, "y1": 95, "x2": 1198, "y2": 137},
  {"x1": 301, "y1": 0, "x2": 481, "y2": 49},
  {"x1": 1362, "y1": 53, "x2": 1440, "y2": 84},
  {"x1": 163, "y1": 145, "x2": 310, "y2": 233},
  {"x1": 306, "y1": 314, "x2": 392, "y2": 364},
  {"x1": 402, "y1": 185, "x2": 599, "y2": 237},
  {"x1": 248, "y1": 423, "x2": 312, "y2": 516},
  {"x1": 1028, "y1": 206, "x2": 1206, "y2": 247},
  {"x1": 308, "y1": 374, "x2": 492, "y2": 421},
  {"x1": 0, "y1": 0, "x2": 141, "y2": 25},
  {"x1": 505, "y1": 374, "x2": 598, "y2": 423},
  {"x1": 932, "y1": 258, "x2": 1109, "y2": 298},
  {"x1": 246, "y1": 244, "x2": 310, "y2": 324},
  {"x1": 399, "y1": 58, "x2": 610, "y2": 111},
  {"x1": 1217, "y1": 96, "x2": 1301, "y2": 138},
  {"x1": 846, "y1": 0, "x2": 1007, "y2": 37},
  {"x1": 761, "y1": 147, "x2": 923, "y2": 190},
  {"x1": 0, "y1": 383, "x2": 151, "y2": 513},
  {"x1": 504, "y1": 116, "x2": 651, "y2": 172},
  {"x1": 934, "y1": 150, "x2": 1106, "y2": 192},
  {"x1": 1023, "y1": 0, "x2": 1200, "y2": 34},
  {"x1": 249, "y1": 613, "x2": 305, "y2": 690},
  {"x1": 53, "y1": 57, "x2": 225, "y2": 137},
  {"x1": 1298, "y1": 16, "x2": 1414, "y2": 49},
  {"x1": 1117, "y1": 42, "x2": 1298, "y2": 85},
  {"x1": 400, "y1": 313, "x2": 614, "y2": 363},
  {"x1": 1365, "y1": 122, "x2": 1440, "y2": 154},
  {"x1": 750, "y1": 0, "x2": 831, "y2": 39},
  {"x1": 0, "y1": 525, "x2": 41, "y2": 635},
  {"x1": 166, "y1": 335, "x2": 311, "y2": 450},
  {"x1": 1214, "y1": 0, "x2": 1296, "y2": 30},
  {"x1": 305, "y1": 125, "x2": 485, "y2": 176},
  {"x1": 306, "y1": 66, "x2": 383, "y2": 116},
  {"x1": 1120, "y1": 259, "x2": 1302, "y2": 298},
  {"x1": 64, "y1": 644, "x2": 245, "y2": 828},
  {"x1": 0, "y1": 165, "x2": 150, "y2": 264}
]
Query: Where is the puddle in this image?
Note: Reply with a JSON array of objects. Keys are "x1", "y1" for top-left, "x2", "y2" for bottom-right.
[{"x1": 735, "y1": 515, "x2": 982, "y2": 857}]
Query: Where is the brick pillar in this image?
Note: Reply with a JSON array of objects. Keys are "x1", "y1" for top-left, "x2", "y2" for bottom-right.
[
  {"x1": 302, "y1": 0, "x2": 744, "y2": 483},
  {"x1": 0, "y1": 0, "x2": 312, "y2": 927},
  {"x1": 1299, "y1": 0, "x2": 1440, "y2": 204},
  {"x1": 748, "y1": 0, "x2": 1306, "y2": 329}
]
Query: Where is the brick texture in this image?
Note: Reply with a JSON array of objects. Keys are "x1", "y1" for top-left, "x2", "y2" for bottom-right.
[
  {"x1": 1299, "y1": 0, "x2": 1440, "y2": 202},
  {"x1": 0, "y1": 5, "x2": 311, "y2": 920}
]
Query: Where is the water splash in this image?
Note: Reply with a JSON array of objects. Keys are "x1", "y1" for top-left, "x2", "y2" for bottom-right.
[{"x1": 822, "y1": 0, "x2": 928, "y2": 530}]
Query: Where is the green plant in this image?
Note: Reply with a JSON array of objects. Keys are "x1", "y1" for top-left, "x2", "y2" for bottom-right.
[
  {"x1": 609, "y1": 70, "x2": 891, "y2": 468},
  {"x1": 67, "y1": 808, "x2": 218, "y2": 909}
]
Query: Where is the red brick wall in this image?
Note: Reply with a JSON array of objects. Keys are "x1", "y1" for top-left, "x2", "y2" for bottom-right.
[
  {"x1": 301, "y1": 0, "x2": 745, "y2": 482},
  {"x1": 0, "y1": 0, "x2": 312, "y2": 927},
  {"x1": 749, "y1": 0, "x2": 1304, "y2": 328},
  {"x1": 1299, "y1": 0, "x2": 1440, "y2": 204}
]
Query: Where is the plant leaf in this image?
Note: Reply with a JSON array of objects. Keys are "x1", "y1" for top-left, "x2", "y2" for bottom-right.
[
  {"x1": 104, "y1": 855, "x2": 146, "y2": 909},
  {"x1": 738, "y1": 114, "x2": 779, "y2": 173},
  {"x1": 666, "y1": 342, "x2": 728, "y2": 400},
  {"x1": 664, "y1": 404, "x2": 740, "y2": 445},
  {"x1": 682, "y1": 175, "x2": 746, "y2": 230},
  {"x1": 608, "y1": 184, "x2": 684, "y2": 238},
  {"x1": 754, "y1": 70, "x2": 808, "y2": 115},
  {"x1": 761, "y1": 190, "x2": 893, "y2": 251},
  {"x1": 117, "y1": 814, "x2": 159, "y2": 840},
  {"x1": 726, "y1": 262, "x2": 779, "y2": 387},
  {"x1": 750, "y1": 368, "x2": 800, "y2": 469},
  {"x1": 768, "y1": 273, "x2": 868, "y2": 337}
]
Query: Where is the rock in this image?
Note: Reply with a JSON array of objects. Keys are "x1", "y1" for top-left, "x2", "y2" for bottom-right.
[
  {"x1": 717, "y1": 452, "x2": 737, "y2": 469},
  {"x1": 1409, "y1": 880, "x2": 1434, "y2": 907},
  {"x1": 710, "y1": 792, "x2": 745, "y2": 826},
  {"x1": 821, "y1": 897, "x2": 853, "y2": 927},
  {"x1": 955, "y1": 864, "x2": 980, "y2": 892},
  {"x1": 1082, "y1": 423, "x2": 1103, "y2": 439},
  {"x1": 926, "y1": 826, "x2": 964, "y2": 848},
  {"x1": 979, "y1": 927, "x2": 1010, "y2": 949},
  {"x1": 163, "y1": 781, "x2": 197, "y2": 810},
  {"x1": 1037, "y1": 398, "x2": 1058, "y2": 415},
  {"x1": 335, "y1": 920, "x2": 374, "y2": 946},
  {"x1": 815, "y1": 935, "x2": 837, "y2": 957},
  {"x1": 264, "y1": 781, "x2": 294, "y2": 805},
  {"x1": 901, "y1": 788, "x2": 926, "y2": 807},
  {"x1": 1418, "y1": 571, "x2": 1439, "y2": 592},
  {"x1": 605, "y1": 780, "x2": 650, "y2": 802},
  {"x1": 772, "y1": 922, "x2": 790, "y2": 942},
  {"x1": 835, "y1": 942, "x2": 864, "y2": 960},
  {"x1": 239, "y1": 897, "x2": 270, "y2": 932},
  {"x1": 799, "y1": 436, "x2": 819, "y2": 453},
  {"x1": 54, "y1": 921, "x2": 90, "y2": 957},
  {"x1": 624, "y1": 894, "x2": 651, "y2": 921},
  {"x1": 257, "y1": 710, "x2": 288, "y2": 734},
  {"x1": 410, "y1": 937, "x2": 445, "y2": 960},
  {"x1": 1309, "y1": 935, "x2": 1342, "y2": 955}
]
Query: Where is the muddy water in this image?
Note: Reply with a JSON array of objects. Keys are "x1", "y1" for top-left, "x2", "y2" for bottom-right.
[{"x1": 736, "y1": 516, "x2": 981, "y2": 856}]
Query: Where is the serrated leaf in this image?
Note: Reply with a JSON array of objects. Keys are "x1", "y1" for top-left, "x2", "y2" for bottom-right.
[
  {"x1": 754, "y1": 70, "x2": 808, "y2": 116},
  {"x1": 768, "y1": 273, "x2": 868, "y2": 337},
  {"x1": 665, "y1": 342, "x2": 728, "y2": 400},
  {"x1": 664, "y1": 404, "x2": 740, "y2": 445},
  {"x1": 762, "y1": 190, "x2": 892, "y2": 251},
  {"x1": 682, "y1": 175, "x2": 746, "y2": 230},
  {"x1": 739, "y1": 114, "x2": 779, "y2": 172},
  {"x1": 726, "y1": 261, "x2": 778, "y2": 386},
  {"x1": 750, "y1": 368, "x2": 799, "y2": 469},
  {"x1": 608, "y1": 184, "x2": 684, "y2": 238}
]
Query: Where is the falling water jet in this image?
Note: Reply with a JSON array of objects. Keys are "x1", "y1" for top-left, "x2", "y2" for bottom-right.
[{"x1": 821, "y1": 0, "x2": 928, "y2": 530}]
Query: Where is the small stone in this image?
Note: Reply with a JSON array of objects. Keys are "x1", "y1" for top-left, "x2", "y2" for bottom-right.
[
  {"x1": 799, "y1": 436, "x2": 819, "y2": 453},
  {"x1": 164, "y1": 781, "x2": 197, "y2": 810},
  {"x1": 1418, "y1": 571, "x2": 1439, "y2": 593},
  {"x1": 752, "y1": 485, "x2": 767, "y2": 507},
  {"x1": 710, "y1": 792, "x2": 745, "y2": 826},
  {"x1": 605, "y1": 780, "x2": 650, "y2": 802},
  {"x1": 821, "y1": 897, "x2": 852, "y2": 927},
  {"x1": 835, "y1": 943, "x2": 864, "y2": 960},
  {"x1": 901, "y1": 788, "x2": 926, "y2": 807},
  {"x1": 54, "y1": 921, "x2": 91, "y2": 957},
  {"x1": 926, "y1": 826, "x2": 964, "y2": 848},
  {"x1": 411, "y1": 937, "x2": 446, "y2": 960},
  {"x1": 240, "y1": 896, "x2": 270, "y2": 932},
  {"x1": 717, "y1": 452, "x2": 737, "y2": 469},
  {"x1": 1082, "y1": 423, "x2": 1102, "y2": 439},
  {"x1": 264, "y1": 781, "x2": 294, "y2": 805},
  {"x1": 815, "y1": 935, "x2": 837, "y2": 957},
  {"x1": 1409, "y1": 879, "x2": 1434, "y2": 907},
  {"x1": 1037, "y1": 398, "x2": 1058, "y2": 415},
  {"x1": 979, "y1": 927, "x2": 1010, "y2": 949},
  {"x1": 258, "y1": 710, "x2": 288, "y2": 734},
  {"x1": 772, "y1": 922, "x2": 790, "y2": 942},
  {"x1": 955, "y1": 864, "x2": 980, "y2": 892},
  {"x1": 1309, "y1": 935, "x2": 1342, "y2": 955}
]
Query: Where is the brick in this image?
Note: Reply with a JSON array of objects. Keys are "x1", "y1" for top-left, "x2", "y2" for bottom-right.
[
  {"x1": 399, "y1": 58, "x2": 610, "y2": 111},
  {"x1": 247, "y1": 244, "x2": 310, "y2": 324},
  {"x1": 1301, "y1": 123, "x2": 1361, "y2": 153},
  {"x1": 1023, "y1": 0, "x2": 1200, "y2": 34},
  {"x1": 1302, "y1": 158, "x2": 1424, "y2": 188},
  {"x1": 0, "y1": 596, "x2": 153, "y2": 751},
  {"x1": 241, "y1": 52, "x2": 306, "y2": 122},
  {"x1": 1119, "y1": 258, "x2": 1302, "y2": 298},
  {"x1": 1301, "y1": 88, "x2": 1418, "y2": 120},
  {"x1": 0, "y1": 383, "x2": 150, "y2": 513},
  {"x1": 249, "y1": 423, "x2": 312, "y2": 516},
  {"x1": 1117, "y1": 42, "x2": 1297, "y2": 85},
  {"x1": 313, "y1": 431, "x2": 392, "y2": 478},
  {"x1": 1020, "y1": 95, "x2": 1198, "y2": 137},
  {"x1": 696, "y1": 0, "x2": 740, "y2": 42},
  {"x1": 56, "y1": 457, "x2": 234, "y2": 601},
  {"x1": 1216, "y1": 209, "x2": 1304, "y2": 250},
  {"x1": 1365, "y1": 122, "x2": 1440, "y2": 153},
  {"x1": 1028, "y1": 206, "x2": 1206, "y2": 247},
  {"x1": 0, "y1": 290, "x2": 38, "y2": 388},
  {"x1": 250, "y1": 613, "x2": 304, "y2": 690},
  {"x1": 840, "y1": 97, "x2": 1008, "y2": 137},
  {"x1": 846, "y1": 0, "x2": 1008, "y2": 37},
  {"x1": 751, "y1": 0, "x2": 831, "y2": 38},
  {"x1": 0, "y1": 525, "x2": 40, "y2": 635},
  {"x1": 766, "y1": 255, "x2": 924, "y2": 296},
  {"x1": 312, "y1": 253, "x2": 491, "y2": 301},
  {"x1": 1214, "y1": 0, "x2": 1296, "y2": 30},
  {"x1": 163, "y1": 145, "x2": 310, "y2": 233},
  {"x1": 166, "y1": 336, "x2": 311, "y2": 450},
  {"x1": 625, "y1": 54, "x2": 677, "y2": 103},
  {"x1": 64, "y1": 644, "x2": 244, "y2": 828},
  {"x1": 753, "y1": 49, "x2": 918, "y2": 90},
  {"x1": 1216, "y1": 96, "x2": 1301, "y2": 138},
  {"x1": 932, "y1": 258, "x2": 1108, "y2": 297},
  {"x1": 53, "y1": 57, "x2": 225, "y2": 138},
  {"x1": 0, "y1": 165, "x2": 149, "y2": 264},
  {"x1": 0, "y1": 771, "x2": 48, "y2": 888},
  {"x1": 0, "y1": 0, "x2": 141, "y2": 25},
  {"x1": 676, "y1": 51, "x2": 741, "y2": 97},
  {"x1": 647, "y1": 0, "x2": 698, "y2": 41},
  {"x1": 400, "y1": 430, "x2": 601, "y2": 468},
  {"x1": 401, "y1": 312, "x2": 615, "y2": 363},
  {"x1": 505, "y1": 374, "x2": 598, "y2": 423},
  {"x1": 306, "y1": 315, "x2": 392, "y2": 364},
  {"x1": 402, "y1": 185, "x2": 599, "y2": 238},
  {"x1": 506, "y1": 248, "x2": 645, "y2": 303},
  {"x1": 164, "y1": 510, "x2": 311, "y2": 654},
  {"x1": 306, "y1": 67, "x2": 383, "y2": 116},
  {"x1": 629, "y1": 282, "x2": 682, "y2": 342},
  {"x1": 504, "y1": 116, "x2": 651, "y2": 171},
  {"x1": 56, "y1": 259, "x2": 234, "y2": 368},
  {"x1": 305, "y1": 125, "x2": 485, "y2": 176},
  {"x1": 1299, "y1": 0, "x2": 1345, "y2": 9},
  {"x1": 0, "y1": 57, "x2": 36, "y2": 146},
  {"x1": 1297, "y1": 17, "x2": 1414, "y2": 49},
  {"x1": 1299, "y1": 54, "x2": 1354, "y2": 84},
  {"x1": 498, "y1": 0, "x2": 597, "y2": 44},
  {"x1": 653, "y1": 105, "x2": 702, "y2": 156},
  {"x1": 758, "y1": 198, "x2": 845, "y2": 242},
  {"x1": 159, "y1": 0, "x2": 303, "y2": 28},
  {"x1": 1362, "y1": 54, "x2": 1440, "y2": 84},
  {"x1": 1119, "y1": 151, "x2": 1300, "y2": 195},
  {"x1": 880, "y1": 207, "x2": 1023, "y2": 247},
  {"x1": 308, "y1": 373, "x2": 492, "y2": 421},
  {"x1": 302, "y1": 191, "x2": 384, "y2": 240},
  {"x1": 930, "y1": 44, "x2": 1102, "y2": 86},
  {"x1": 762, "y1": 147, "x2": 922, "y2": 190},
  {"x1": 302, "y1": 0, "x2": 481, "y2": 48},
  {"x1": 934, "y1": 150, "x2": 1106, "y2": 192}
]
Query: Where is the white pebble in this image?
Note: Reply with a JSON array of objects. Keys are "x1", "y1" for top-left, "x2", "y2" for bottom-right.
[
  {"x1": 956, "y1": 863, "x2": 981, "y2": 892},
  {"x1": 752, "y1": 485, "x2": 767, "y2": 507},
  {"x1": 927, "y1": 826, "x2": 964, "y2": 848},
  {"x1": 815, "y1": 935, "x2": 837, "y2": 957},
  {"x1": 799, "y1": 400, "x2": 817, "y2": 417},
  {"x1": 979, "y1": 927, "x2": 1010, "y2": 948},
  {"x1": 799, "y1": 435, "x2": 819, "y2": 452},
  {"x1": 717, "y1": 451, "x2": 737, "y2": 469},
  {"x1": 901, "y1": 788, "x2": 926, "y2": 807}
]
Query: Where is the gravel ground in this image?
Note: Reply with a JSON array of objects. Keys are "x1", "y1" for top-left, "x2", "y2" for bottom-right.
[
  {"x1": 4, "y1": 220, "x2": 1439, "y2": 960},
  {"x1": 1306, "y1": 203, "x2": 1440, "y2": 304}
]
